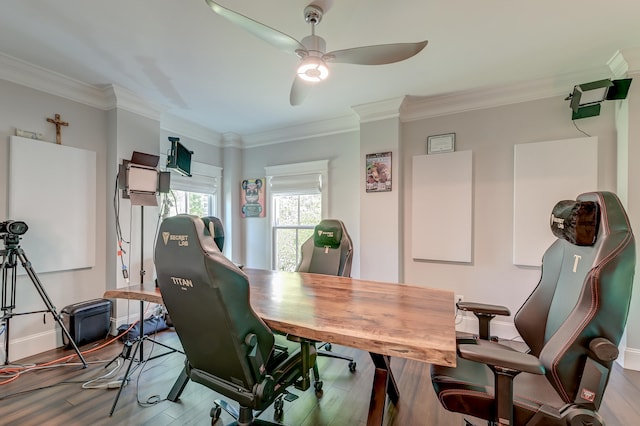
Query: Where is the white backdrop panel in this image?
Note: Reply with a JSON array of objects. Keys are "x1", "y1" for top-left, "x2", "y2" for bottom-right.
[
  {"x1": 513, "y1": 137, "x2": 597, "y2": 266},
  {"x1": 9, "y1": 136, "x2": 96, "y2": 274},
  {"x1": 412, "y1": 151, "x2": 473, "y2": 263}
]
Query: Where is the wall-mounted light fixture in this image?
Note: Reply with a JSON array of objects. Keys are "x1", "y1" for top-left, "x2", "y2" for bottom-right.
[{"x1": 566, "y1": 78, "x2": 632, "y2": 120}]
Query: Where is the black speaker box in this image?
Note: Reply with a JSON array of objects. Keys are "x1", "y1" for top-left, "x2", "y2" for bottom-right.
[{"x1": 61, "y1": 298, "x2": 112, "y2": 347}]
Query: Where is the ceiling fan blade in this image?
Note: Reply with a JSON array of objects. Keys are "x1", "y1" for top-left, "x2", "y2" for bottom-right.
[
  {"x1": 290, "y1": 76, "x2": 313, "y2": 106},
  {"x1": 326, "y1": 40, "x2": 428, "y2": 65},
  {"x1": 204, "y1": 0, "x2": 306, "y2": 55}
]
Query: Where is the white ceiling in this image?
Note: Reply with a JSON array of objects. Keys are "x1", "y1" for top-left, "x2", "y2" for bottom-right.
[{"x1": 1, "y1": 0, "x2": 639, "y2": 139}]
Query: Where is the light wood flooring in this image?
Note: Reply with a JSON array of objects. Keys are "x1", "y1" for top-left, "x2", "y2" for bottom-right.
[{"x1": 0, "y1": 330, "x2": 639, "y2": 425}]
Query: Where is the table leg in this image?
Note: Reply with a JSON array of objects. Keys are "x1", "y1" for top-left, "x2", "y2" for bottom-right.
[{"x1": 367, "y1": 353, "x2": 399, "y2": 426}]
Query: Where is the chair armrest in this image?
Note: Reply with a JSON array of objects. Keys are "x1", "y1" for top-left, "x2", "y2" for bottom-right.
[
  {"x1": 457, "y1": 301, "x2": 511, "y2": 316},
  {"x1": 457, "y1": 302, "x2": 511, "y2": 341},
  {"x1": 589, "y1": 337, "x2": 619, "y2": 362},
  {"x1": 458, "y1": 343, "x2": 545, "y2": 375}
]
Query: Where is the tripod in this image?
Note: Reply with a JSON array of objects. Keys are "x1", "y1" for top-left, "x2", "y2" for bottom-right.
[{"x1": 1, "y1": 235, "x2": 87, "y2": 367}]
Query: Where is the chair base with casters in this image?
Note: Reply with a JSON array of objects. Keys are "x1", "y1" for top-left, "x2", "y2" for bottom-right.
[
  {"x1": 168, "y1": 338, "x2": 316, "y2": 426},
  {"x1": 210, "y1": 397, "x2": 292, "y2": 425},
  {"x1": 313, "y1": 342, "x2": 356, "y2": 392}
]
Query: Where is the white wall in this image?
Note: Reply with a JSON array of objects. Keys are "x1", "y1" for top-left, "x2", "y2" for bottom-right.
[
  {"x1": 359, "y1": 117, "x2": 402, "y2": 282},
  {"x1": 401, "y1": 95, "x2": 618, "y2": 335}
]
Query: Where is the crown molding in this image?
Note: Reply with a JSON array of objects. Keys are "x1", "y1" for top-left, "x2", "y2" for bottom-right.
[
  {"x1": 242, "y1": 114, "x2": 359, "y2": 148},
  {"x1": 400, "y1": 66, "x2": 613, "y2": 122},
  {"x1": 352, "y1": 97, "x2": 404, "y2": 123},
  {"x1": 0, "y1": 52, "x2": 108, "y2": 109},
  {"x1": 221, "y1": 132, "x2": 243, "y2": 149},
  {"x1": 619, "y1": 47, "x2": 640, "y2": 74},
  {"x1": 607, "y1": 50, "x2": 629, "y2": 78},
  {"x1": 161, "y1": 113, "x2": 222, "y2": 146},
  {"x1": 104, "y1": 84, "x2": 166, "y2": 122},
  {"x1": 0, "y1": 53, "x2": 167, "y2": 122}
]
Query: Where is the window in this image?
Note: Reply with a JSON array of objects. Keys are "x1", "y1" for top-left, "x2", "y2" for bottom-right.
[
  {"x1": 167, "y1": 189, "x2": 215, "y2": 217},
  {"x1": 160, "y1": 155, "x2": 222, "y2": 220},
  {"x1": 266, "y1": 160, "x2": 328, "y2": 272},
  {"x1": 272, "y1": 193, "x2": 321, "y2": 271}
]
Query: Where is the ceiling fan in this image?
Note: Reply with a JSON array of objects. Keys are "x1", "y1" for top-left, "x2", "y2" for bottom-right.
[{"x1": 204, "y1": 0, "x2": 428, "y2": 106}]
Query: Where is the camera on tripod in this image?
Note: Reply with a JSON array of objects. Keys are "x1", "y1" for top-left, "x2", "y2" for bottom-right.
[{"x1": 0, "y1": 220, "x2": 28, "y2": 246}]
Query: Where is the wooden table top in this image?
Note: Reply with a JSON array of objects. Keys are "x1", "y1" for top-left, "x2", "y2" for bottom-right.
[{"x1": 104, "y1": 268, "x2": 456, "y2": 367}]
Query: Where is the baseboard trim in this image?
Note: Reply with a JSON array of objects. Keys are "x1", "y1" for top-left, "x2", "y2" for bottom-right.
[
  {"x1": 5, "y1": 329, "x2": 60, "y2": 363},
  {"x1": 620, "y1": 346, "x2": 640, "y2": 371}
]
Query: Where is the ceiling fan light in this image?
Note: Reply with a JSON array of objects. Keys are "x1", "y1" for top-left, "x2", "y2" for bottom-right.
[{"x1": 297, "y1": 57, "x2": 329, "y2": 82}]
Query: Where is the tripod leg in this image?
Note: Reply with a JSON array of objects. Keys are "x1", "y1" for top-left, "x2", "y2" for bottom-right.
[
  {"x1": 16, "y1": 250, "x2": 87, "y2": 367},
  {"x1": 109, "y1": 337, "x2": 143, "y2": 416},
  {"x1": 1, "y1": 249, "x2": 18, "y2": 364}
]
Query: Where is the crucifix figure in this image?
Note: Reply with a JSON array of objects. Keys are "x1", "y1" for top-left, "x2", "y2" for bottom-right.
[{"x1": 46, "y1": 113, "x2": 69, "y2": 145}]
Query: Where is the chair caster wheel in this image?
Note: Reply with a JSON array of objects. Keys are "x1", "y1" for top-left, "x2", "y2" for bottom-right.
[
  {"x1": 348, "y1": 361, "x2": 357, "y2": 372},
  {"x1": 324, "y1": 343, "x2": 332, "y2": 351},
  {"x1": 210, "y1": 403, "x2": 222, "y2": 424},
  {"x1": 273, "y1": 396, "x2": 284, "y2": 421},
  {"x1": 274, "y1": 395, "x2": 284, "y2": 411}
]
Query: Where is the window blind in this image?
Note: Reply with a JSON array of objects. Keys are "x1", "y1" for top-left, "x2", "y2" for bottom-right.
[{"x1": 268, "y1": 173, "x2": 322, "y2": 195}]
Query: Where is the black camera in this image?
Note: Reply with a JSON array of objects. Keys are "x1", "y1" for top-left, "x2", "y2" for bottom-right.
[{"x1": 0, "y1": 220, "x2": 28, "y2": 236}]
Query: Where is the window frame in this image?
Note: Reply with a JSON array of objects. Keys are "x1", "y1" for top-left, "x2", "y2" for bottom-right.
[
  {"x1": 271, "y1": 193, "x2": 321, "y2": 271},
  {"x1": 266, "y1": 160, "x2": 328, "y2": 270}
]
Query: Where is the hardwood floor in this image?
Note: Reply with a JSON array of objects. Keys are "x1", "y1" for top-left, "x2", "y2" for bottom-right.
[{"x1": 1, "y1": 330, "x2": 638, "y2": 425}]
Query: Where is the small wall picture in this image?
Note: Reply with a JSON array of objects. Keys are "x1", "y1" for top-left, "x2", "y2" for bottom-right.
[
  {"x1": 366, "y1": 152, "x2": 392, "y2": 192},
  {"x1": 241, "y1": 178, "x2": 266, "y2": 218}
]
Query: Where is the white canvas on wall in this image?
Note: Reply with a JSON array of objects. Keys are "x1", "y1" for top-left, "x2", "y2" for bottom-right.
[
  {"x1": 8, "y1": 136, "x2": 96, "y2": 274},
  {"x1": 412, "y1": 150, "x2": 473, "y2": 263},
  {"x1": 513, "y1": 137, "x2": 597, "y2": 266}
]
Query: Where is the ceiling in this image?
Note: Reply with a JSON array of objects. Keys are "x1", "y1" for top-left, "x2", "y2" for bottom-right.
[{"x1": 1, "y1": 0, "x2": 639, "y2": 140}]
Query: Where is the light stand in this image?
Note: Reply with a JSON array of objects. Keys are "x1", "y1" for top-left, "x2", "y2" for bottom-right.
[
  {"x1": 109, "y1": 178, "x2": 182, "y2": 417},
  {"x1": 1, "y1": 233, "x2": 87, "y2": 367}
]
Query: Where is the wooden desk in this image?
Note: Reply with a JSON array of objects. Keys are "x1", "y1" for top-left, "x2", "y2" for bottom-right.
[{"x1": 104, "y1": 269, "x2": 456, "y2": 425}]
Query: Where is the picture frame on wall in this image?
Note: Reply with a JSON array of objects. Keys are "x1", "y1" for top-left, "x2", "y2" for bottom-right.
[
  {"x1": 241, "y1": 178, "x2": 266, "y2": 217},
  {"x1": 366, "y1": 152, "x2": 392, "y2": 192},
  {"x1": 427, "y1": 133, "x2": 456, "y2": 154}
]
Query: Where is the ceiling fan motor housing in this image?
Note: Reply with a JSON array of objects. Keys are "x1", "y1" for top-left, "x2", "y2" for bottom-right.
[{"x1": 304, "y1": 5, "x2": 323, "y2": 25}]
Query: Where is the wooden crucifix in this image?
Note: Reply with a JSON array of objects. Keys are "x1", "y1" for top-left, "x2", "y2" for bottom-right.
[{"x1": 46, "y1": 113, "x2": 69, "y2": 145}]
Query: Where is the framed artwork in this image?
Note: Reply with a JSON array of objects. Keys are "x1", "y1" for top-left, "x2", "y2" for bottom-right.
[
  {"x1": 241, "y1": 178, "x2": 266, "y2": 217},
  {"x1": 427, "y1": 133, "x2": 455, "y2": 154},
  {"x1": 366, "y1": 152, "x2": 392, "y2": 192}
]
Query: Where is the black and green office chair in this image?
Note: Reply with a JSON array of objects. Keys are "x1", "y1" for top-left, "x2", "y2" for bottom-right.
[
  {"x1": 202, "y1": 216, "x2": 225, "y2": 251},
  {"x1": 431, "y1": 191, "x2": 635, "y2": 426},
  {"x1": 155, "y1": 214, "x2": 316, "y2": 425},
  {"x1": 296, "y1": 219, "x2": 356, "y2": 392}
]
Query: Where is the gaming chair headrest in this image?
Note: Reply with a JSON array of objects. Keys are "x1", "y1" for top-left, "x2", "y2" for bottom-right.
[
  {"x1": 201, "y1": 216, "x2": 224, "y2": 251},
  {"x1": 313, "y1": 220, "x2": 343, "y2": 249},
  {"x1": 550, "y1": 200, "x2": 600, "y2": 246}
]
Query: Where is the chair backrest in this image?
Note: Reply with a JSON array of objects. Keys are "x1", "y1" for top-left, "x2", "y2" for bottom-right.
[
  {"x1": 201, "y1": 216, "x2": 224, "y2": 251},
  {"x1": 514, "y1": 191, "x2": 635, "y2": 405},
  {"x1": 296, "y1": 219, "x2": 353, "y2": 277},
  {"x1": 154, "y1": 214, "x2": 274, "y2": 390}
]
